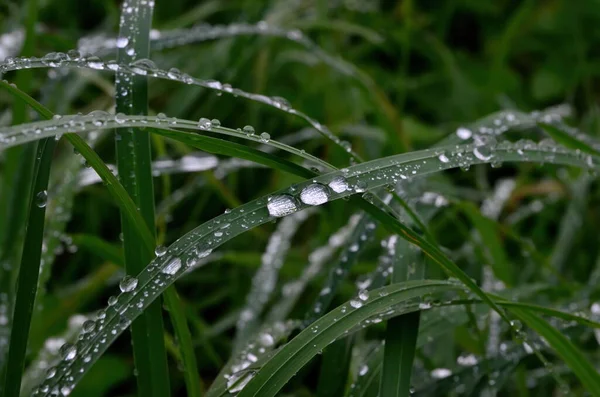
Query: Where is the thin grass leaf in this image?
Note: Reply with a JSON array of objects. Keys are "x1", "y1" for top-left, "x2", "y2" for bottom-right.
[
  {"x1": 538, "y1": 122, "x2": 600, "y2": 156},
  {"x1": 237, "y1": 281, "x2": 463, "y2": 397},
  {"x1": 2, "y1": 134, "x2": 56, "y2": 397},
  {"x1": 510, "y1": 308, "x2": 600, "y2": 396},
  {"x1": 114, "y1": 2, "x2": 171, "y2": 395}
]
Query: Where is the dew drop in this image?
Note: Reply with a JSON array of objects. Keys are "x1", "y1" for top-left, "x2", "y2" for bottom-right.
[
  {"x1": 242, "y1": 125, "x2": 255, "y2": 135},
  {"x1": 438, "y1": 153, "x2": 450, "y2": 163},
  {"x1": 259, "y1": 332, "x2": 275, "y2": 346},
  {"x1": 36, "y1": 190, "x2": 48, "y2": 208},
  {"x1": 328, "y1": 176, "x2": 349, "y2": 193},
  {"x1": 300, "y1": 183, "x2": 329, "y2": 206},
  {"x1": 119, "y1": 275, "x2": 138, "y2": 292},
  {"x1": 473, "y1": 146, "x2": 493, "y2": 161},
  {"x1": 82, "y1": 320, "x2": 96, "y2": 333},
  {"x1": 260, "y1": 132, "x2": 270, "y2": 142},
  {"x1": 116, "y1": 37, "x2": 129, "y2": 48},
  {"x1": 60, "y1": 343, "x2": 77, "y2": 361},
  {"x1": 162, "y1": 257, "x2": 182, "y2": 275},
  {"x1": 155, "y1": 245, "x2": 167, "y2": 257},
  {"x1": 267, "y1": 195, "x2": 298, "y2": 217},
  {"x1": 349, "y1": 299, "x2": 363, "y2": 309},
  {"x1": 358, "y1": 290, "x2": 369, "y2": 301},
  {"x1": 456, "y1": 127, "x2": 472, "y2": 140}
]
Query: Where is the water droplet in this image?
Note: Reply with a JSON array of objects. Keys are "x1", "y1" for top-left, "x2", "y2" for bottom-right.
[
  {"x1": 119, "y1": 275, "x2": 138, "y2": 292},
  {"x1": 259, "y1": 332, "x2": 275, "y2": 346},
  {"x1": 359, "y1": 364, "x2": 369, "y2": 376},
  {"x1": 198, "y1": 118, "x2": 212, "y2": 130},
  {"x1": 456, "y1": 127, "x2": 472, "y2": 140},
  {"x1": 108, "y1": 296, "x2": 117, "y2": 306},
  {"x1": 155, "y1": 245, "x2": 167, "y2": 257},
  {"x1": 300, "y1": 183, "x2": 329, "y2": 206},
  {"x1": 116, "y1": 37, "x2": 129, "y2": 48},
  {"x1": 226, "y1": 371, "x2": 256, "y2": 393},
  {"x1": 358, "y1": 290, "x2": 369, "y2": 301},
  {"x1": 328, "y1": 176, "x2": 349, "y2": 193},
  {"x1": 438, "y1": 153, "x2": 450, "y2": 163},
  {"x1": 350, "y1": 299, "x2": 363, "y2": 309},
  {"x1": 473, "y1": 146, "x2": 493, "y2": 161},
  {"x1": 242, "y1": 125, "x2": 255, "y2": 135},
  {"x1": 267, "y1": 195, "x2": 298, "y2": 217},
  {"x1": 82, "y1": 320, "x2": 96, "y2": 333},
  {"x1": 260, "y1": 132, "x2": 270, "y2": 142},
  {"x1": 36, "y1": 190, "x2": 48, "y2": 208},
  {"x1": 211, "y1": 118, "x2": 221, "y2": 127},
  {"x1": 162, "y1": 257, "x2": 182, "y2": 275},
  {"x1": 115, "y1": 112, "x2": 127, "y2": 124},
  {"x1": 431, "y1": 368, "x2": 452, "y2": 379},
  {"x1": 354, "y1": 181, "x2": 367, "y2": 193},
  {"x1": 60, "y1": 343, "x2": 77, "y2": 361}
]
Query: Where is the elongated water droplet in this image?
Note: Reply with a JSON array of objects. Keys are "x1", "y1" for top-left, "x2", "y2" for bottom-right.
[
  {"x1": 438, "y1": 153, "x2": 449, "y2": 163},
  {"x1": 82, "y1": 320, "x2": 96, "y2": 333},
  {"x1": 267, "y1": 195, "x2": 298, "y2": 217},
  {"x1": 350, "y1": 299, "x2": 363, "y2": 308},
  {"x1": 328, "y1": 176, "x2": 349, "y2": 193},
  {"x1": 227, "y1": 371, "x2": 256, "y2": 393},
  {"x1": 300, "y1": 183, "x2": 329, "y2": 206},
  {"x1": 162, "y1": 257, "x2": 182, "y2": 275},
  {"x1": 119, "y1": 275, "x2": 138, "y2": 292},
  {"x1": 36, "y1": 190, "x2": 48, "y2": 208}
]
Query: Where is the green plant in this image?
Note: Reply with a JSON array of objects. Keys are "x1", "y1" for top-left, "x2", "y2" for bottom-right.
[{"x1": 1, "y1": 1, "x2": 600, "y2": 396}]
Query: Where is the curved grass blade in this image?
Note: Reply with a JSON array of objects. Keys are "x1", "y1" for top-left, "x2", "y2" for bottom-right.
[
  {"x1": 31, "y1": 140, "x2": 600, "y2": 395},
  {"x1": 538, "y1": 122, "x2": 600, "y2": 156},
  {"x1": 0, "y1": 56, "x2": 364, "y2": 160},
  {"x1": 237, "y1": 281, "x2": 463, "y2": 397},
  {"x1": 510, "y1": 308, "x2": 600, "y2": 396}
]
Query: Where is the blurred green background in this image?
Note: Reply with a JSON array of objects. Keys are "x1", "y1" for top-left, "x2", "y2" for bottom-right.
[{"x1": 3, "y1": 0, "x2": 600, "y2": 395}]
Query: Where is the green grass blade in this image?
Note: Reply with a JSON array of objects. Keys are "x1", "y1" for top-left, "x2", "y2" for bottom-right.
[
  {"x1": 316, "y1": 336, "x2": 354, "y2": 397},
  {"x1": 0, "y1": 0, "x2": 39, "y2": 377},
  {"x1": 510, "y1": 308, "x2": 600, "y2": 395},
  {"x1": 538, "y1": 122, "x2": 600, "y2": 156},
  {"x1": 2, "y1": 137, "x2": 56, "y2": 397},
  {"x1": 114, "y1": 1, "x2": 169, "y2": 396},
  {"x1": 162, "y1": 288, "x2": 202, "y2": 397},
  {"x1": 238, "y1": 281, "x2": 462, "y2": 397},
  {"x1": 380, "y1": 238, "x2": 422, "y2": 397},
  {"x1": 30, "y1": 136, "x2": 600, "y2": 394}
]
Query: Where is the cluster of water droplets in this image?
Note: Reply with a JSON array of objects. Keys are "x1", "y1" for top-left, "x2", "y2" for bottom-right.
[
  {"x1": 234, "y1": 209, "x2": 314, "y2": 351},
  {"x1": 0, "y1": 52, "x2": 361, "y2": 159}
]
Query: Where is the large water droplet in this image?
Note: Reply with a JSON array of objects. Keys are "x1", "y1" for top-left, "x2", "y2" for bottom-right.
[
  {"x1": 119, "y1": 275, "x2": 138, "y2": 292},
  {"x1": 300, "y1": 183, "x2": 329, "y2": 206},
  {"x1": 60, "y1": 343, "x2": 77, "y2": 361},
  {"x1": 116, "y1": 37, "x2": 129, "y2": 48},
  {"x1": 162, "y1": 257, "x2": 182, "y2": 275},
  {"x1": 36, "y1": 190, "x2": 48, "y2": 208},
  {"x1": 473, "y1": 146, "x2": 493, "y2": 161},
  {"x1": 267, "y1": 195, "x2": 298, "y2": 217},
  {"x1": 328, "y1": 176, "x2": 349, "y2": 193},
  {"x1": 260, "y1": 132, "x2": 270, "y2": 142}
]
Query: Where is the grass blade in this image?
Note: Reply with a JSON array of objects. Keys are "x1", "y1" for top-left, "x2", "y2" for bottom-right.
[
  {"x1": 2, "y1": 137, "x2": 56, "y2": 397},
  {"x1": 380, "y1": 237, "x2": 422, "y2": 397},
  {"x1": 511, "y1": 308, "x2": 600, "y2": 395},
  {"x1": 238, "y1": 281, "x2": 462, "y2": 397},
  {"x1": 114, "y1": 1, "x2": 170, "y2": 396}
]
